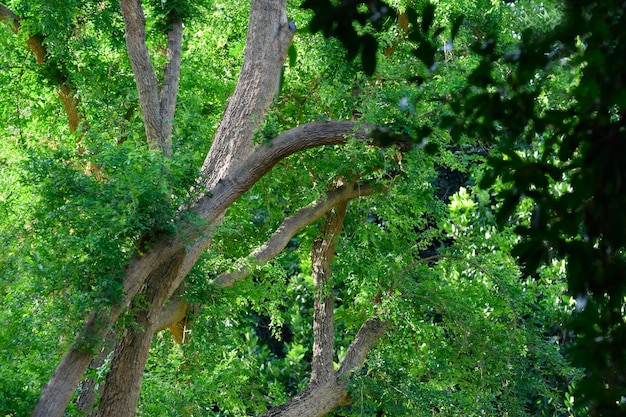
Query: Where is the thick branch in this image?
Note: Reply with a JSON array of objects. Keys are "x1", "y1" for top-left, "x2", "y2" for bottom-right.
[
  {"x1": 32, "y1": 236, "x2": 183, "y2": 417},
  {"x1": 310, "y1": 202, "x2": 347, "y2": 384},
  {"x1": 193, "y1": 121, "x2": 374, "y2": 223},
  {"x1": 262, "y1": 199, "x2": 389, "y2": 417},
  {"x1": 33, "y1": 118, "x2": 398, "y2": 417},
  {"x1": 119, "y1": 0, "x2": 163, "y2": 150},
  {"x1": 337, "y1": 317, "x2": 390, "y2": 376},
  {"x1": 200, "y1": 0, "x2": 295, "y2": 187},
  {"x1": 261, "y1": 317, "x2": 389, "y2": 417},
  {"x1": 156, "y1": 182, "x2": 378, "y2": 342},
  {"x1": 261, "y1": 381, "x2": 350, "y2": 417},
  {"x1": 213, "y1": 182, "x2": 375, "y2": 287}
]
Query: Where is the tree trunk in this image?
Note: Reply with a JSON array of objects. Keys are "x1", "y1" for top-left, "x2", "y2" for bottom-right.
[
  {"x1": 75, "y1": 334, "x2": 115, "y2": 416},
  {"x1": 261, "y1": 203, "x2": 390, "y2": 416},
  {"x1": 29, "y1": 0, "x2": 402, "y2": 413},
  {"x1": 262, "y1": 382, "x2": 351, "y2": 417},
  {"x1": 89, "y1": 1, "x2": 296, "y2": 415},
  {"x1": 94, "y1": 251, "x2": 186, "y2": 417}
]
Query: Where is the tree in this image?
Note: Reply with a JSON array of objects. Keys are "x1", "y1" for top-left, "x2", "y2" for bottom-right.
[
  {"x1": 0, "y1": 0, "x2": 577, "y2": 416},
  {"x1": 0, "y1": 1, "x2": 404, "y2": 415}
]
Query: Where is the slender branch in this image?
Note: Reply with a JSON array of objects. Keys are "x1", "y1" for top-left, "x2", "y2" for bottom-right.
[
  {"x1": 0, "y1": 3, "x2": 20, "y2": 33},
  {"x1": 1, "y1": 3, "x2": 82, "y2": 133},
  {"x1": 0, "y1": 3, "x2": 44, "y2": 62},
  {"x1": 310, "y1": 201, "x2": 347, "y2": 384},
  {"x1": 159, "y1": 19, "x2": 183, "y2": 156},
  {"x1": 119, "y1": 0, "x2": 163, "y2": 150},
  {"x1": 213, "y1": 182, "x2": 376, "y2": 287}
]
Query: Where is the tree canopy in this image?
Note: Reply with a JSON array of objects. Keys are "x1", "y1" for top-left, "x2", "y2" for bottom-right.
[{"x1": 0, "y1": 0, "x2": 622, "y2": 416}]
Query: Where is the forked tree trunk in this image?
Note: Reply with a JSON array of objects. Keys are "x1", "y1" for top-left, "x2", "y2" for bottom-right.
[
  {"x1": 89, "y1": 1, "x2": 295, "y2": 416},
  {"x1": 261, "y1": 203, "x2": 390, "y2": 417},
  {"x1": 25, "y1": 0, "x2": 401, "y2": 412}
]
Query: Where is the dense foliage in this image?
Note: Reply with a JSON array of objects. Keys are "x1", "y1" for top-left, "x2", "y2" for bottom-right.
[
  {"x1": 303, "y1": 0, "x2": 626, "y2": 414},
  {"x1": 0, "y1": 0, "x2": 609, "y2": 415}
]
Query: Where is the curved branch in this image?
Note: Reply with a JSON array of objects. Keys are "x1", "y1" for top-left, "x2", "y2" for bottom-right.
[
  {"x1": 0, "y1": 4, "x2": 45, "y2": 63},
  {"x1": 191, "y1": 119, "x2": 413, "y2": 233},
  {"x1": 1, "y1": 3, "x2": 83, "y2": 133},
  {"x1": 194, "y1": 121, "x2": 370, "y2": 223},
  {"x1": 337, "y1": 317, "x2": 390, "y2": 376},
  {"x1": 213, "y1": 182, "x2": 376, "y2": 287},
  {"x1": 0, "y1": 4, "x2": 18, "y2": 32}
]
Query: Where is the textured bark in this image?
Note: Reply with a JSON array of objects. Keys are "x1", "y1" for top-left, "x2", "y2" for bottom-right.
[
  {"x1": 158, "y1": 182, "x2": 379, "y2": 344},
  {"x1": 200, "y1": 0, "x2": 295, "y2": 188},
  {"x1": 75, "y1": 334, "x2": 115, "y2": 416},
  {"x1": 32, "y1": 237, "x2": 183, "y2": 417},
  {"x1": 119, "y1": 0, "x2": 163, "y2": 152},
  {"x1": 32, "y1": 120, "x2": 383, "y2": 417},
  {"x1": 159, "y1": 19, "x2": 183, "y2": 151},
  {"x1": 94, "y1": 251, "x2": 186, "y2": 417},
  {"x1": 192, "y1": 121, "x2": 375, "y2": 222},
  {"x1": 261, "y1": 382, "x2": 351, "y2": 417},
  {"x1": 119, "y1": 0, "x2": 183, "y2": 156},
  {"x1": 337, "y1": 317, "x2": 391, "y2": 376},
  {"x1": 80, "y1": 1, "x2": 296, "y2": 415},
  {"x1": 28, "y1": 0, "x2": 405, "y2": 414},
  {"x1": 262, "y1": 318, "x2": 390, "y2": 417},
  {"x1": 214, "y1": 183, "x2": 375, "y2": 287},
  {"x1": 261, "y1": 205, "x2": 390, "y2": 416},
  {"x1": 310, "y1": 202, "x2": 346, "y2": 384}
]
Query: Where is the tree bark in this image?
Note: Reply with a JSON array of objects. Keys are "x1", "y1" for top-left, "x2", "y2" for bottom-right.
[
  {"x1": 30, "y1": 0, "x2": 407, "y2": 413},
  {"x1": 119, "y1": 0, "x2": 164, "y2": 152},
  {"x1": 214, "y1": 182, "x2": 376, "y2": 287},
  {"x1": 310, "y1": 201, "x2": 346, "y2": 384},
  {"x1": 262, "y1": 318, "x2": 390, "y2": 417},
  {"x1": 31, "y1": 120, "x2": 384, "y2": 417},
  {"x1": 86, "y1": 1, "x2": 296, "y2": 415},
  {"x1": 32, "y1": 237, "x2": 183, "y2": 417},
  {"x1": 200, "y1": 0, "x2": 295, "y2": 188},
  {"x1": 93, "y1": 251, "x2": 186, "y2": 417},
  {"x1": 261, "y1": 204, "x2": 390, "y2": 417}
]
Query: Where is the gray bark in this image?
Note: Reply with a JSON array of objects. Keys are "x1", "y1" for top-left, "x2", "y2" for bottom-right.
[
  {"x1": 310, "y1": 202, "x2": 346, "y2": 385},
  {"x1": 261, "y1": 204, "x2": 390, "y2": 417},
  {"x1": 29, "y1": 0, "x2": 402, "y2": 413},
  {"x1": 214, "y1": 182, "x2": 376, "y2": 287}
]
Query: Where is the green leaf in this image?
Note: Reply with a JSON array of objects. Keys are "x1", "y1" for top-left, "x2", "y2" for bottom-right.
[{"x1": 287, "y1": 44, "x2": 297, "y2": 68}]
